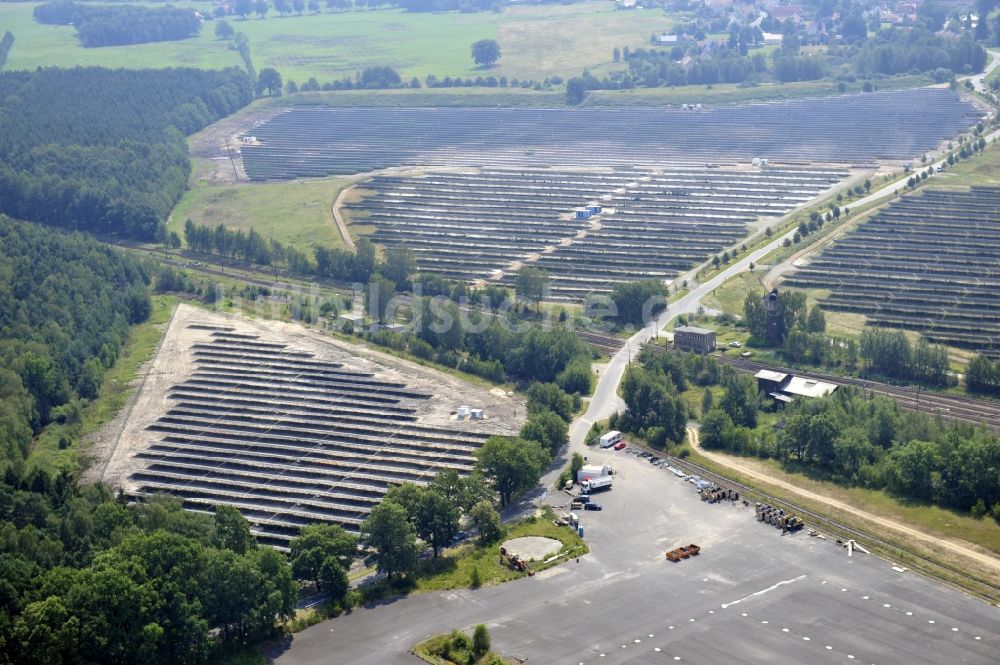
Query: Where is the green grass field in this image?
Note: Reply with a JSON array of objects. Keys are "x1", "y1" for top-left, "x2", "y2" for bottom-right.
[
  {"x1": 1, "y1": 1, "x2": 669, "y2": 83},
  {"x1": 170, "y1": 175, "x2": 354, "y2": 252},
  {"x1": 933, "y1": 135, "x2": 1000, "y2": 187}
]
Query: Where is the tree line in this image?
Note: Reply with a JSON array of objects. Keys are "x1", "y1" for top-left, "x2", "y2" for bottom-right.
[
  {"x1": 34, "y1": 2, "x2": 201, "y2": 48},
  {"x1": 855, "y1": 28, "x2": 987, "y2": 76},
  {"x1": 966, "y1": 355, "x2": 1000, "y2": 396},
  {"x1": 0, "y1": 67, "x2": 254, "y2": 240},
  {"x1": 743, "y1": 290, "x2": 951, "y2": 387},
  {"x1": 0, "y1": 31, "x2": 13, "y2": 70}
]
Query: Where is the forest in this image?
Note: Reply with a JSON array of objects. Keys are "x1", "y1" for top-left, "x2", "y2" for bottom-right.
[
  {"x1": 0, "y1": 216, "x2": 150, "y2": 461},
  {"x1": 0, "y1": 67, "x2": 254, "y2": 241},
  {"x1": 0, "y1": 219, "x2": 307, "y2": 664},
  {"x1": 33, "y1": 2, "x2": 202, "y2": 47}
]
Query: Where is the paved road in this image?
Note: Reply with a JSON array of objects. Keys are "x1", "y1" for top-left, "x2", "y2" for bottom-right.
[
  {"x1": 271, "y1": 448, "x2": 998, "y2": 664},
  {"x1": 967, "y1": 50, "x2": 1000, "y2": 93}
]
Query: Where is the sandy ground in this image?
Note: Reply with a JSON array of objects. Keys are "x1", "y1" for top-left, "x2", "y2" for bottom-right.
[
  {"x1": 96, "y1": 303, "x2": 522, "y2": 492},
  {"x1": 686, "y1": 426, "x2": 1000, "y2": 579},
  {"x1": 502, "y1": 536, "x2": 563, "y2": 562}
]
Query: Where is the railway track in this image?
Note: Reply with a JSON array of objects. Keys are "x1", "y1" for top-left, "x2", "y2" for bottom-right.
[{"x1": 623, "y1": 440, "x2": 1000, "y2": 604}]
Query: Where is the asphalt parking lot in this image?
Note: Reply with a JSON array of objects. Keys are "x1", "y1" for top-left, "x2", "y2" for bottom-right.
[{"x1": 270, "y1": 446, "x2": 999, "y2": 665}]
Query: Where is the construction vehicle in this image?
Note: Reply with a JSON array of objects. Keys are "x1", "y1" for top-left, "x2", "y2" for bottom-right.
[{"x1": 499, "y1": 546, "x2": 535, "y2": 576}]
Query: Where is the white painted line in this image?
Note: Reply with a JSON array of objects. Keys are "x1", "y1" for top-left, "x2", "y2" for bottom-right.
[
  {"x1": 883, "y1": 604, "x2": 891, "y2": 608},
  {"x1": 761, "y1": 621, "x2": 769, "y2": 624},
  {"x1": 721, "y1": 575, "x2": 807, "y2": 609},
  {"x1": 975, "y1": 636, "x2": 982, "y2": 640},
  {"x1": 741, "y1": 613, "x2": 748, "y2": 617},
  {"x1": 952, "y1": 627, "x2": 959, "y2": 632},
  {"x1": 891, "y1": 566, "x2": 908, "y2": 573},
  {"x1": 825, "y1": 646, "x2": 833, "y2": 650},
  {"x1": 929, "y1": 620, "x2": 936, "y2": 624},
  {"x1": 848, "y1": 655, "x2": 855, "y2": 660},
  {"x1": 673, "y1": 657, "x2": 681, "y2": 662},
  {"x1": 634, "y1": 639, "x2": 641, "y2": 643},
  {"x1": 862, "y1": 596, "x2": 870, "y2": 600},
  {"x1": 782, "y1": 628, "x2": 790, "y2": 633},
  {"x1": 905, "y1": 611, "x2": 913, "y2": 616},
  {"x1": 803, "y1": 637, "x2": 811, "y2": 641},
  {"x1": 654, "y1": 647, "x2": 661, "y2": 652}
]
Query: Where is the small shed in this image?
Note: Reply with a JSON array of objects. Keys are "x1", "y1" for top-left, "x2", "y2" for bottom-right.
[
  {"x1": 336, "y1": 312, "x2": 365, "y2": 328},
  {"x1": 574, "y1": 207, "x2": 592, "y2": 220}
]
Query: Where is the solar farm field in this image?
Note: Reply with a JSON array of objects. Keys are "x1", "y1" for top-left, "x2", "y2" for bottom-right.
[
  {"x1": 104, "y1": 305, "x2": 520, "y2": 548},
  {"x1": 239, "y1": 88, "x2": 980, "y2": 179},
  {"x1": 783, "y1": 187, "x2": 1000, "y2": 354},
  {"x1": 347, "y1": 165, "x2": 845, "y2": 300}
]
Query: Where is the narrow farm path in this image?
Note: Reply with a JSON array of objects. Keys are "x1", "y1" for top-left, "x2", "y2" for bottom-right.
[
  {"x1": 331, "y1": 185, "x2": 357, "y2": 251},
  {"x1": 685, "y1": 426, "x2": 1000, "y2": 577}
]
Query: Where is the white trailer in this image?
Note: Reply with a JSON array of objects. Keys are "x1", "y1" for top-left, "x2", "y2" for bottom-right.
[
  {"x1": 599, "y1": 430, "x2": 622, "y2": 448},
  {"x1": 581, "y1": 475, "x2": 613, "y2": 493}
]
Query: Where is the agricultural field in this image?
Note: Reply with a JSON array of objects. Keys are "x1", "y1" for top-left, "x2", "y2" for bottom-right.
[
  {"x1": 783, "y1": 187, "x2": 1000, "y2": 354},
  {"x1": 102, "y1": 304, "x2": 521, "y2": 548},
  {"x1": 240, "y1": 89, "x2": 981, "y2": 179},
  {"x1": 347, "y1": 165, "x2": 845, "y2": 300},
  {"x1": 0, "y1": 1, "x2": 670, "y2": 83}
]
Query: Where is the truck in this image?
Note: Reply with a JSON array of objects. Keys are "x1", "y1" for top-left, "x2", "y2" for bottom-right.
[
  {"x1": 581, "y1": 475, "x2": 613, "y2": 493},
  {"x1": 599, "y1": 430, "x2": 622, "y2": 448}
]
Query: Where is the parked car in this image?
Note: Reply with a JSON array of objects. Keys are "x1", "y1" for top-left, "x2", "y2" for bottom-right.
[
  {"x1": 614, "y1": 441, "x2": 626, "y2": 450},
  {"x1": 576, "y1": 494, "x2": 591, "y2": 504},
  {"x1": 584, "y1": 502, "x2": 603, "y2": 511}
]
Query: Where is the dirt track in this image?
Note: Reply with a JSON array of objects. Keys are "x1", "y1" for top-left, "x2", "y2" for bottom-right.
[{"x1": 686, "y1": 426, "x2": 1000, "y2": 579}]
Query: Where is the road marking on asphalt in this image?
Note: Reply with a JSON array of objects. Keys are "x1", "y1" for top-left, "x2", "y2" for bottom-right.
[
  {"x1": 883, "y1": 604, "x2": 891, "y2": 608},
  {"x1": 803, "y1": 637, "x2": 811, "y2": 641},
  {"x1": 720, "y1": 574, "x2": 806, "y2": 609},
  {"x1": 905, "y1": 611, "x2": 913, "y2": 616},
  {"x1": 975, "y1": 636, "x2": 982, "y2": 640},
  {"x1": 654, "y1": 647, "x2": 661, "y2": 652},
  {"x1": 825, "y1": 645, "x2": 833, "y2": 650},
  {"x1": 951, "y1": 627, "x2": 959, "y2": 632},
  {"x1": 782, "y1": 628, "x2": 790, "y2": 633},
  {"x1": 862, "y1": 596, "x2": 870, "y2": 600},
  {"x1": 928, "y1": 620, "x2": 936, "y2": 624}
]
